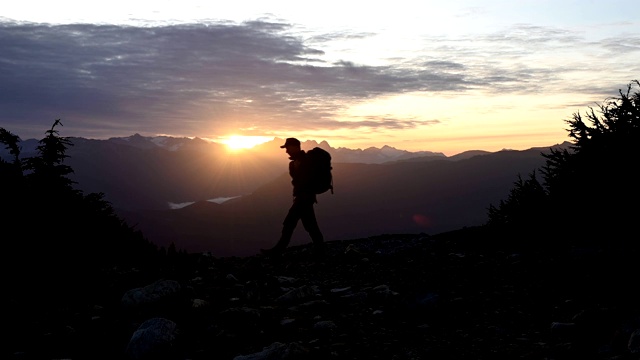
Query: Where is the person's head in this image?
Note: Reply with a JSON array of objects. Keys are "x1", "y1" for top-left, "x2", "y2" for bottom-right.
[{"x1": 280, "y1": 137, "x2": 301, "y2": 156}]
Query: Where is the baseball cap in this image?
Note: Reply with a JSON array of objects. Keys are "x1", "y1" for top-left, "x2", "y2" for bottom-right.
[{"x1": 280, "y1": 137, "x2": 301, "y2": 148}]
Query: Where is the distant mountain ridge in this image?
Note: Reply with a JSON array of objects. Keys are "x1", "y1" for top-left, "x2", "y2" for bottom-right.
[
  {"x1": 10, "y1": 133, "x2": 561, "y2": 165},
  {"x1": 7, "y1": 134, "x2": 447, "y2": 164},
  {"x1": 9, "y1": 133, "x2": 561, "y2": 165}
]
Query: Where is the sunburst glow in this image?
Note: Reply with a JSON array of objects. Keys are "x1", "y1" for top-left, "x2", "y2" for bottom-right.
[{"x1": 220, "y1": 135, "x2": 271, "y2": 151}]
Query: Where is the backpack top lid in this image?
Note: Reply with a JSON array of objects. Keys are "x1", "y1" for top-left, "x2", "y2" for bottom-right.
[{"x1": 306, "y1": 147, "x2": 333, "y2": 194}]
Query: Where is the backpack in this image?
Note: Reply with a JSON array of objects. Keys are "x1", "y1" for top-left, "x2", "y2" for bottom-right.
[{"x1": 306, "y1": 147, "x2": 334, "y2": 194}]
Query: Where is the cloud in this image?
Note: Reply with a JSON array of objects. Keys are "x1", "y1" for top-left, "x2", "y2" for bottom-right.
[
  {"x1": 0, "y1": 18, "x2": 638, "y2": 141},
  {"x1": 0, "y1": 20, "x2": 458, "y2": 136}
]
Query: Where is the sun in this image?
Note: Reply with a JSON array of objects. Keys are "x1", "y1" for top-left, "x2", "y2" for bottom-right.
[{"x1": 220, "y1": 135, "x2": 271, "y2": 151}]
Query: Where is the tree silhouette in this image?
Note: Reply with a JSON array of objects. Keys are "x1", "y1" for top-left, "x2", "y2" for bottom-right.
[
  {"x1": 487, "y1": 80, "x2": 640, "y2": 248},
  {"x1": 0, "y1": 128, "x2": 25, "y2": 211},
  {"x1": 1, "y1": 120, "x2": 162, "y2": 304},
  {"x1": 22, "y1": 119, "x2": 77, "y2": 194},
  {"x1": 486, "y1": 171, "x2": 547, "y2": 229}
]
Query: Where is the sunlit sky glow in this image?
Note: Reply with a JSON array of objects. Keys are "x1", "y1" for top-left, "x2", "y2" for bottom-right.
[
  {"x1": 1, "y1": 1, "x2": 638, "y2": 155},
  {"x1": 219, "y1": 135, "x2": 274, "y2": 151}
]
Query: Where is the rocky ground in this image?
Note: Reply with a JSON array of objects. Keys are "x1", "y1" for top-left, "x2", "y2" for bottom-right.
[{"x1": 7, "y1": 229, "x2": 640, "y2": 359}]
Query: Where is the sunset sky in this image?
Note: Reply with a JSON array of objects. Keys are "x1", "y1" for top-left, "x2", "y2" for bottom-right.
[{"x1": 1, "y1": 1, "x2": 638, "y2": 155}]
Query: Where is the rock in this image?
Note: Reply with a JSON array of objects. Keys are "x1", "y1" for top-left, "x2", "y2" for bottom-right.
[{"x1": 125, "y1": 318, "x2": 178, "y2": 360}]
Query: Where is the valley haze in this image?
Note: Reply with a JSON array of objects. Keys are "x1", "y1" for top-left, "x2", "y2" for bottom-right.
[{"x1": 6, "y1": 134, "x2": 570, "y2": 257}]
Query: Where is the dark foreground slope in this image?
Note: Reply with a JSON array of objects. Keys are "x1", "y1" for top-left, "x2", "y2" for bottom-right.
[{"x1": 6, "y1": 228, "x2": 639, "y2": 360}]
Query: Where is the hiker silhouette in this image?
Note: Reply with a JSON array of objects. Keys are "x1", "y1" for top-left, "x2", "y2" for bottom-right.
[{"x1": 261, "y1": 137, "x2": 326, "y2": 257}]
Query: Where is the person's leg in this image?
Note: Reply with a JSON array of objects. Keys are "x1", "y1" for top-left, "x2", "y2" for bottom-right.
[
  {"x1": 270, "y1": 200, "x2": 302, "y2": 251},
  {"x1": 300, "y1": 199, "x2": 324, "y2": 246}
]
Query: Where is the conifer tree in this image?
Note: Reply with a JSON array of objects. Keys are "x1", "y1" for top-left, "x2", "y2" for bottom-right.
[
  {"x1": 2, "y1": 120, "x2": 162, "y2": 302},
  {"x1": 487, "y1": 80, "x2": 639, "y2": 246}
]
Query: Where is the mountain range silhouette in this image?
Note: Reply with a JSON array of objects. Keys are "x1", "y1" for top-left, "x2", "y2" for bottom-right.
[{"x1": 3, "y1": 134, "x2": 571, "y2": 256}]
